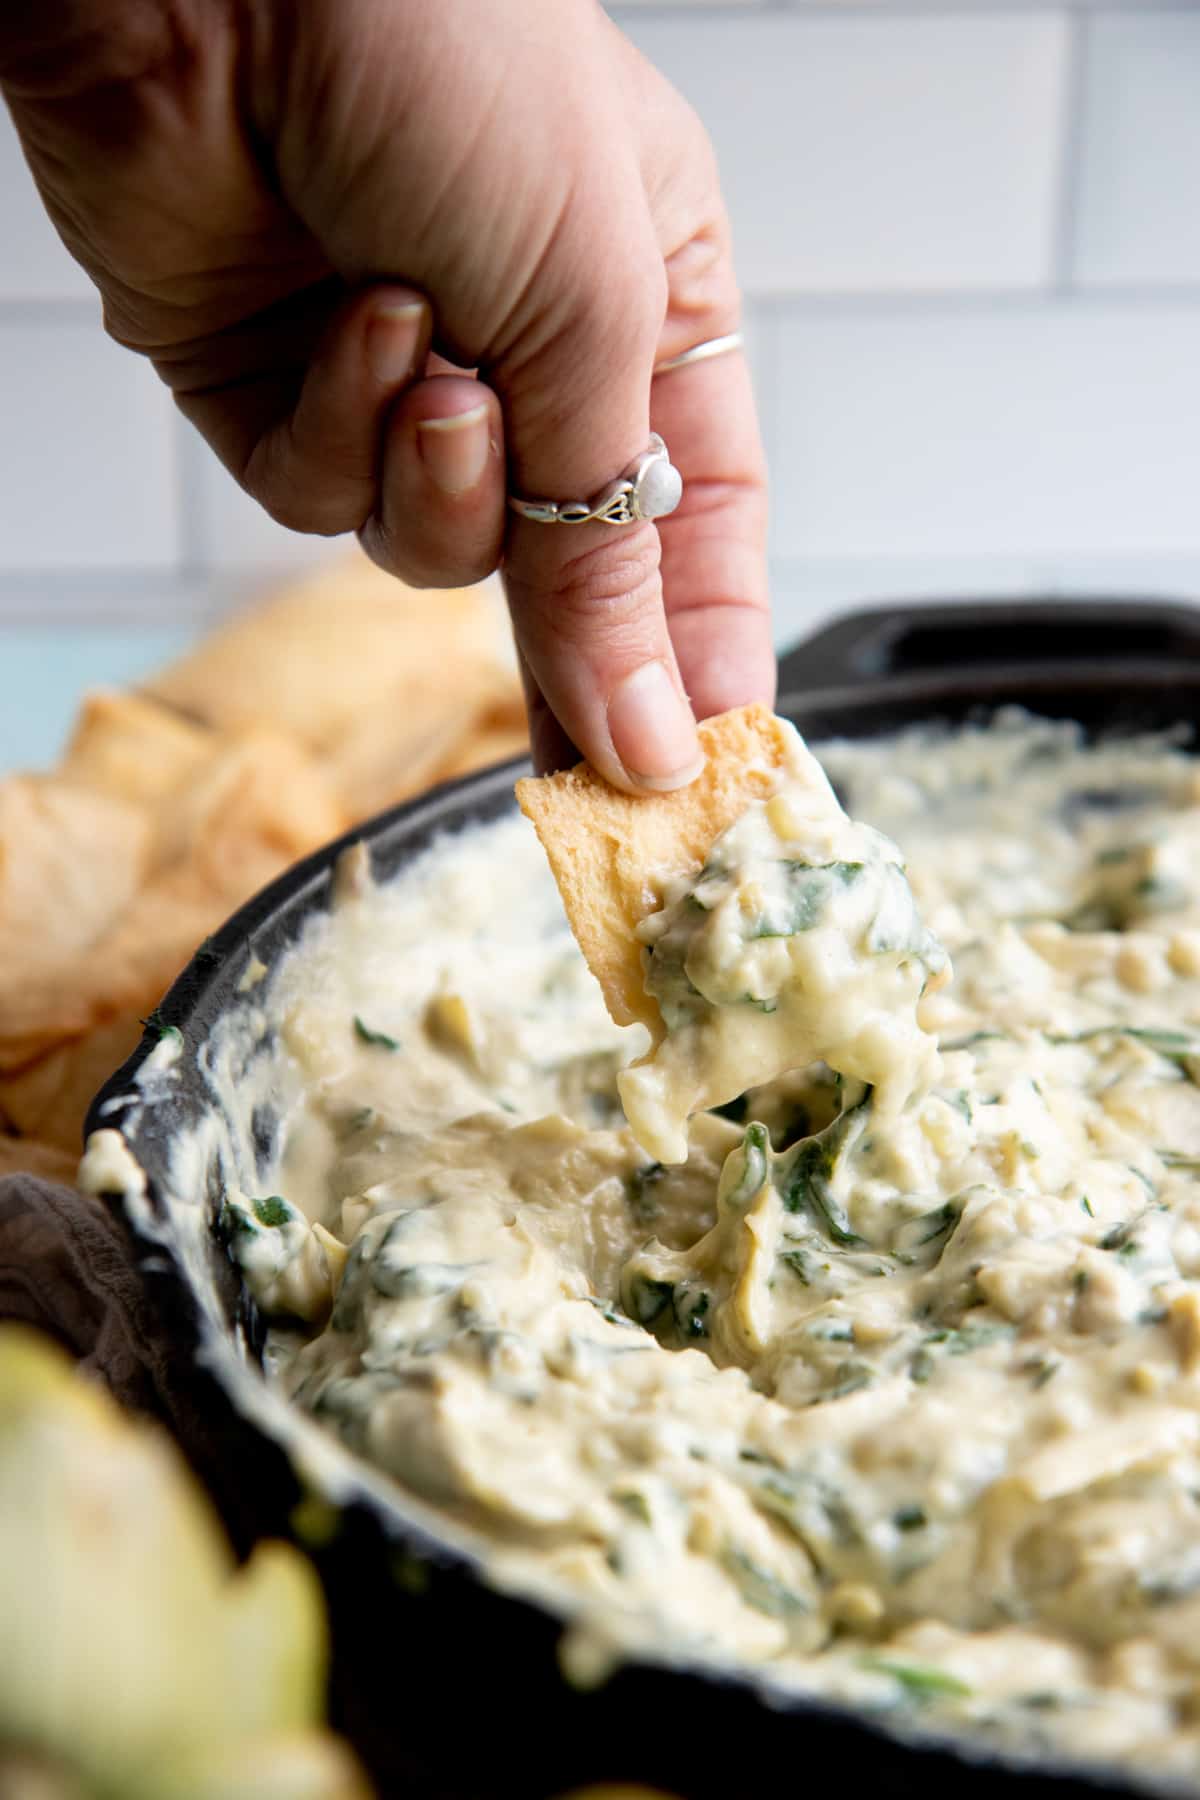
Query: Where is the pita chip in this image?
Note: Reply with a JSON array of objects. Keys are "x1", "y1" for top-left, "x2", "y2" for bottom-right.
[
  {"x1": 0, "y1": 1016, "x2": 143, "y2": 1153},
  {"x1": 60, "y1": 689, "x2": 213, "y2": 810},
  {"x1": 326, "y1": 662, "x2": 514, "y2": 817},
  {"x1": 0, "y1": 1133, "x2": 80, "y2": 1185},
  {"x1": 515, "y1": 703, "x2": 795, "y2": 1033},
  {"x1": 142, "y1": 557, "x2": 508, "y2": 754},
  {"x1": 0, "y1": 776, "x2": 151, "y2": 996}
]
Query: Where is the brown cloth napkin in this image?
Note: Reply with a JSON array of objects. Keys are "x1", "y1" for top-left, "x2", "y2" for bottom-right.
[
  {"x1": 0, "y1": 1172, "x2": 289, "y2": 1556},
  {"x1": 0, "y1": 1172, "x2": 175, "y2": 1418},
  {"x1": 0, "y1": 1170, "x2": 255, "y2": 1508}
]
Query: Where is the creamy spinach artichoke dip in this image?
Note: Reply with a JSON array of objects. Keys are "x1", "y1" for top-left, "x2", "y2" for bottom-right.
[
  {"x1": 225, "y1": 712, "x2": 1200, "y2": 1781},
  {"x1": 616, "y1": 724, "x2": 947, "y2": 1166}
]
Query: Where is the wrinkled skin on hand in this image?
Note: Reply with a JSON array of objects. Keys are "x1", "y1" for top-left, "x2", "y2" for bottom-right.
[{"x1": 1, "y1": 0, "x2": 773, "y2": 788}]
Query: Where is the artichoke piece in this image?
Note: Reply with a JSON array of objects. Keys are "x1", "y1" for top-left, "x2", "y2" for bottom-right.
[{"x1": 0, "y1": 1327, "x2": 369, "y2": 1800}]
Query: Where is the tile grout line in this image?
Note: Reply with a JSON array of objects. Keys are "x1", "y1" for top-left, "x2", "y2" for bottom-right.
[
  {"x1": 769, "y1": 554, "x2": 1200, "y2": 598},
  {"x1": 0, "y1": 568, "x2": 264, "y2": 627},
  {"x1": 0, "y1": 296, "x2": 99, "y2": 324},
  {"x1": 172, "y1": 411, "x2": 211, "y2": 584},
  {"x1": 1049, "y1": 6, "x2": 1089, "y2": 293},
  {"x1": 611, "y1": 3, "x2": 1200, "y2": 17},
  {"x1": 748, "y1": 283, "x2": 1200, "y2": 313},
  {"x1": 9, "y1": 286, "x2": 1198, "y2": 330}
]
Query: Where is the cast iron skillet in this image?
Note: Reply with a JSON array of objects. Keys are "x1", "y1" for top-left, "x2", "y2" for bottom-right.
[{"x1": 85, "y1": 599, "x2": 1200, "y2": 1800}]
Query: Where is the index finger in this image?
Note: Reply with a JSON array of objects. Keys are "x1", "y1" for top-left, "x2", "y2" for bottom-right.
[{"x1": 651, "y1": 338, "x2": 774, "y2": 723}]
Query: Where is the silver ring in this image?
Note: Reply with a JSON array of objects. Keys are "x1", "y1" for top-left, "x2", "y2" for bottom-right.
[
  {"x1": 654, "y1": 330, "x2": 744, "y2": 376},
  {"x1": 508, "y1": 432, "x2": 682, "y2": 527}
]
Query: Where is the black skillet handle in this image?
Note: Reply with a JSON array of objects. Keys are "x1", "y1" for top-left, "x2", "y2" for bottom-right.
[{"x1": 777, "y1": 597, "x2": 1200, "y2": 695}]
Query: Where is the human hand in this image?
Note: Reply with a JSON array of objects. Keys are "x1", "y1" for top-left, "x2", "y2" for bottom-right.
[{"x1": 1, "y1": 0, "x2": 772, "y2": 789}]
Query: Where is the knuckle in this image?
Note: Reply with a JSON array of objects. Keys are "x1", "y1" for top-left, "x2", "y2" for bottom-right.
[
  {"x1": 662, "y1": 227, "x2": 741, "y2": 336},
  {"x1": 520, "y1": 224, "x2": 665, "y2": 397},
  {"x1": 358, "y1": 516, "x2": 413, "y2": 583},
  {"x1": 357, "y1": 519, "x2": 389, "y2": 574},
  {"x1": 516, "y1": 527, "x2": 663, "y2": 649},
  {"x1": 500, "y1": 215, "x2": 664, "y2": 474},
  {"x1": 358, "y1": 518, "x2": 417, "y2": 584},
  {"x1": 246, "y1": 439, "x2": 362, "y2": 536},
  {"x1": 257, "y1": 483, "x2": 344, "y2": 535},
  {"x1": 358, "y1": 518, "x2": 499, "y2": 592},
  {"x1": 574, "y1": 262, "x2": 665, "y2": 366},
  {"x1": 673, "y1": 473, "x2": 769, "y2": 534}
]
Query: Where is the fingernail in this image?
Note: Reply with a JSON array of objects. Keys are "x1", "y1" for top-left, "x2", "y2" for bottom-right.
[
  {"x1": 417, "y1": 402, "x2": 491, "y2": 495},
  {"x1": 607, "y1": 660, "x2": 704, "y2": 791},
  {"x1": 366, "y1": 300, "x2": 426, "y2": 384}
]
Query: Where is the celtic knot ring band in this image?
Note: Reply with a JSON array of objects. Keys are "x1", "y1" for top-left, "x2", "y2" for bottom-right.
[
  {"x1": 508, "y1": 432, "x2": 683, "y2": 527},
  {"x1": 654, "y1": 329, "x2": 744, "y2": 376}
]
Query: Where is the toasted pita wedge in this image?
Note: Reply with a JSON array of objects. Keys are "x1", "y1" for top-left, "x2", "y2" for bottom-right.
[
  {"x1": 143, "y1": 557, "x2": 508, "y2": 753},
  {"x1": 432, "y1": 722, "x2": 530, "y2": 786},
  {"x1": 472, "y1": 687, "x2": 528, "y2": 735},
  {"x1": 60, "y1": 689, "x2": 214, "y2": 810},
  {"x1": 326, "y1": 663, "x2": 516, "y2": 817},
  {"x1": 0, "y1": 832, "x2": 299, "y2": 1084},
  {"x1": 0, "y1": 1016, "x2": 143, "y2": 1153},
  {"x1": 0, "y1": 731, "x2": 347, "y2": 1071},
  {"x1": 0, "y1": 777, "x2": 151, "y2": 996},
  {"x1": 0, "y1": 876, "x2": 226, "y2": 1073},
  {"x1": 0, "y1": 1133, "x2": 80, "y2": 1185},
  {"x1": 515, "y1": 704, "x2": 794, "y2": 1032},
  {"x1": 152, "y1": 727, "x2": 348, "y2": 875}
]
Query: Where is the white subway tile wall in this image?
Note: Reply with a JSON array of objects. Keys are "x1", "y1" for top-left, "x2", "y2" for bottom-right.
[
  {"x1": 0, "y1": 321, "x2": 179, "y2": 571},
  {"x1": 0, "y1": 5, "x2": 1198, "y2": 651},
  {"x1": 620, "y1": 15, "x2": 1069, "y2": 295},
  {"x1": 1072, "y1": 12, "x2": 1200, "y2": 288},
  {"x1": 772, "y1": 301, "x2": 1200, "y2": 560}
]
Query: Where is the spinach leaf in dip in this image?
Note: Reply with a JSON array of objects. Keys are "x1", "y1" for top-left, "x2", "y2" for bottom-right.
[{"x1": 619, "y1": 726, "x2": 948, "y2": 1163}]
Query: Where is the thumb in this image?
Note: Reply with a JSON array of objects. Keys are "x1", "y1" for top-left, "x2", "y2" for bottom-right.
[{"x1": 497, "y1": 239, "x2": 702, "y2": 793}]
